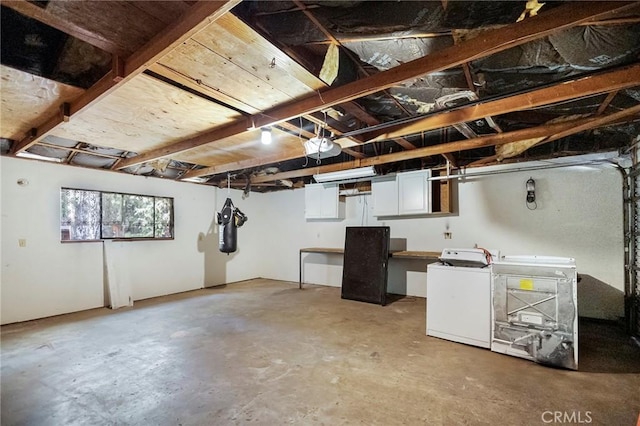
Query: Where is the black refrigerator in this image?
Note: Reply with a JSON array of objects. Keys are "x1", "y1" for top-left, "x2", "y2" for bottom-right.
[{"x1": 341, "y1": 226, "x2": 390, "y2": 305}]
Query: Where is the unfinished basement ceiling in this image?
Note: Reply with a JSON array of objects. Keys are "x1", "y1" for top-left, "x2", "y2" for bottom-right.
[{"x1": 1, "y1": 1, "x2": 639, "y2": 191}]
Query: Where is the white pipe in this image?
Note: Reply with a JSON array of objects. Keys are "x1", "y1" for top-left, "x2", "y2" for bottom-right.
[{"x1": 428, "y1": 152, "x2": 621, "y2": 181}]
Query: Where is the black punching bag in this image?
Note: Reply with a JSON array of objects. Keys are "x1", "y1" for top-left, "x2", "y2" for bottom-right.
[
  {"x1": 217, "y1": 198, "x2": 236, "y2": 253},
  {"x1": 217, "y1": 198, "x2": 247, "y2": 254}
]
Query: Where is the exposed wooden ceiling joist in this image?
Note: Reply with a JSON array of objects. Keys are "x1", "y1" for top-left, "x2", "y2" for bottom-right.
[
  {"x1": 265, "y1": 1, "x2": 416, "y2": 151},
  {"x1": 596, "y1": 91, "x2": 619, "y2": 115},
  {"x1": 9, "y1": 0, "x2": 241, "y2": 155},
  {"x1": 248, "y1": 2, "x2": 634, "y2": 129},
  {"x1": 250, "y1": 105, "x2": 640, "y2": 183},
  {"x1": 441, "y1": 152, "x2": 457, "y2": 168},
  {"x1": 338, "y1": 102, "x2": 416, "y2": 150},
  {"x1": 292, "y1": 0, "x2": 418, "y2": 146},
  {"x1": 306, "y1": 31, "x2": 453, "y2": 45},
  {"x1": 170, "y1": 63, "x2": 640, "y2": 179},
  {"x1": 365, "y1": 64, "x2": 640, "y2": 142},
  {"x1": 114, "y1": 1, "x2": 635, "y2": 170},
  {"x1": 35, "y1": 141, "x2": 120, "y2": 160},
  {"x1": 184, "y1": 150, "x2": 308, "y2": 178}
]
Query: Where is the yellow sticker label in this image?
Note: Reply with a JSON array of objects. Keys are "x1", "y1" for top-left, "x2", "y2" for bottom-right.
[{"x1": 519, "y1": 279, "x2": 534, "y2": 291}]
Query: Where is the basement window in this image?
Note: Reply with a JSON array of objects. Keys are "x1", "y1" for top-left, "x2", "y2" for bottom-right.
[{"x1": 60, "y1": 188, "x2": 174, "y2": 241}]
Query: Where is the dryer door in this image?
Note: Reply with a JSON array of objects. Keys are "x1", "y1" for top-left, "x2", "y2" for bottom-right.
[{"x1": 491, "y1": 258, "x2": 578, "y2": 370}]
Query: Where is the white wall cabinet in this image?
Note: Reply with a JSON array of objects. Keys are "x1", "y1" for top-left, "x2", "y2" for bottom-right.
[
  {"x1": 372, "y1": 169, "x2": 432, "y2": 216},
  {"x1": 398, "y1": 169, "x2": 432, "y2": 215},
  {"x1": 371, "y1": 175, "x2": 399, "y2": 216},
  {"x1": 304, "y1": 183, "x2": 344, "y2": 219}
]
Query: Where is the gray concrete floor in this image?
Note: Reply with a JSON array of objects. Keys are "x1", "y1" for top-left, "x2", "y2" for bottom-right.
[{"x1": 2, "y1": 279, "x2": 639, "y2": 425}]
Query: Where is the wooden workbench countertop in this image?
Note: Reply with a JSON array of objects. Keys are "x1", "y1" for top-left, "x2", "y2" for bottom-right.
[{"x1": 300, "y1": 247, "x2": 440, "y2": 260}]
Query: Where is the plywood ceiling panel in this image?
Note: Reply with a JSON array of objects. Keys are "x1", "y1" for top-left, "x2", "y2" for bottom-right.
[
  {"x1": 193, "y1": 14, "x2": 326, "y2": 94},
  {"x1": 0, "y1": 65, "x2": 84, "y2": 141},
  {"x1": 50, "y1": 74, "x2": 241, "y2": 153},
  {"x1": 158, "y1": 40, "x2": 290, "y2": 112},
  {"x1": 44, "y1": 0, "x2": 187, "y2": 57},
  {"x1": 174, "y1": 127, "x2": 305, "y2": 166},
  {"x1": 127, "y1": 1, "x2": 191, "y2": 26},
  {"x1": 157, "y1": 14, "x2": 325, "y2": 113}
]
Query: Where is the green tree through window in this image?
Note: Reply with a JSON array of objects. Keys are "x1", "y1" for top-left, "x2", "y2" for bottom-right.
[{"x1": 61, "y1": 188, "x2": 174, "y2": 241}]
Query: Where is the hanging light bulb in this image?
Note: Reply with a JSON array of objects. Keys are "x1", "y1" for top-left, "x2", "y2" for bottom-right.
[{"x1": 261, "y1": 127, "x2": 272, "y2": 145}]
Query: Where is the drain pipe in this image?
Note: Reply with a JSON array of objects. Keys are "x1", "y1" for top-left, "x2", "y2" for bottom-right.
[
  {"x1": 620, "y1": 135, "x2": 640, "y2": 341},
  {"x1": 619, "y1": 164, "x2": 634, "y2": 335}
]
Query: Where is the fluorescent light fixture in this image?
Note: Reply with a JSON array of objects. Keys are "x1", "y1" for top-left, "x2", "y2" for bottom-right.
[
  {"x1": 16, "y1": 152, "x2": 62, "y2": 163},
  {"x1": 181, "y1": 176, "x2": 208, "y2": 183},
  {"x1": 314, "y1": 166, "x2": 377, "y2": 183},
  {"x1": 261, "y1": 127, "x2": 272, "y2": 145}
]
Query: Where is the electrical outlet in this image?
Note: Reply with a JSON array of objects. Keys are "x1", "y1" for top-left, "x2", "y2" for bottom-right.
[
  {"x1": 444, "y1": 232, "x2": 452, "y2": 240},
  {"x1": 18, "y1": 239, "x2": 26, "y2": 247}
]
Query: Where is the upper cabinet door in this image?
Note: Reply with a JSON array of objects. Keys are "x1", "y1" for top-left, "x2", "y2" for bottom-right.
[
  {"x1": 371, "y1": 175, "x2": 398, "y2": 217},
  {"x1": 398, "y1": 170, "x2": 432, "y2": 215},
  {"x1": 304, "y1": 183, "x2": 343, "y2": 219},
  {"x1": 304, "y1": 183, "x2": 324, "y2": 218}
]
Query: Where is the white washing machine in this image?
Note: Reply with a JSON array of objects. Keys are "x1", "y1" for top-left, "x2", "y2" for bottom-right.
[{"x1": 426, "y1": 262, "x2": 492, "y2": 348}]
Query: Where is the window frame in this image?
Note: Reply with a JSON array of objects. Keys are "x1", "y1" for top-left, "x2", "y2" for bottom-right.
[{"x1": 60, "y1": 187, "x2": 175, "y2": 242}]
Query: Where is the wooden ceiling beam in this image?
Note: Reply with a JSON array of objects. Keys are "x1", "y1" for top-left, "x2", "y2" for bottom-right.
[
  {"x1": 116, "y1": 119, "x2": 252, "y2": 169},
  {"x1": 181, "y1": 63, "x2": 639, "y2": 179},
  {"x1": 292, "y1": 0, "x2": 415, "y2": 148},
  {"x1": 276, "y1": 121, "x2": 315, "y2": 139},
  {"x1": 441, "y1": 153, "x2": 457, "y2": 167},
  {"x1": 364, "y1": 63, "x2": 640, "y2": 142},
  {"x1": 9, "y1": 0, "x2": 241, "y2": 155},
  {"x1": 250, "y1": 106, "x2": 640, "y2": 183},
  {"x1": 123, "y1": 62, "x2": 639, "y2": 174},
  {"x1": 182, "y1": 149, "x2": 306, "y2": 178},
  {"x1": 582, "y1": 16, "x2": 640, "y2": 25},
  {"x1": 342, "y1": 148, "x2": 367, "y2": 159},
  {"x1": 293, "y1": 0, "x2": 414, "y2": 122},
  {"x1": 306, "y1": 31, "x2": 453, "y2": 45},
  {"x1": 123, "y1": 1, "x2": 240, "y2": 75},
  {"x1": 36, "y1": 141, "x2": 120, "y2": 160},
  {"x1": 180, "y1": 143, "x2": 366, "y2": 180},
  {"x1": 544, "y1": 104, "x2": 640, "y2": 143},
  {"x1": 291, "y1": 0, "x2": 335, "y2": 43},
  {"x1": 339, "y1": 102, "x2": 416, "y2": 150},
  {"x1": 248, "y1": 2, "x2": 634, "y2": 130},
  {"x1": 595, "y1": 91, "x2": 618, "y2": 115},
  {"x1": 115, "y1": 1, "x2": 633, "y2": 169}
]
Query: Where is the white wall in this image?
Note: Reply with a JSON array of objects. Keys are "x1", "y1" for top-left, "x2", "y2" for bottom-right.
[
  {"x1": 258, "y1": 165, "x2": 625, "y2": 320},
  {"x1": 0, "y1": 157, "x2": 259, "y2": 324},
  {"x1": 0, "y1": 157, "x2": 626, "y2": 323}
]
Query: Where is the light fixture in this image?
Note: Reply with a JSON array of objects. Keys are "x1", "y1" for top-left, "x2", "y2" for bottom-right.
[
  {"x1": 16, "y1": 152, "x2": 62, "y2": 163},
  {"x1": 526, "y1": 177, "x2": 537, "y2": 210},
  {"x1": 181, "y1": 176, "x2": 208, "y2": 183},
  {"x1": 526, "y1": 177, "x2": 536, "y2": 203},
  {"x1": 261, "y1": 127, "x2": 272, "y2": 145},
  {"x1": 314, "y1": 166, "x2": 377, "y2": 183},
  {"x1": 304, "y1": 136, "x2": 341, "y2": 159}
]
